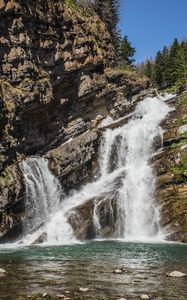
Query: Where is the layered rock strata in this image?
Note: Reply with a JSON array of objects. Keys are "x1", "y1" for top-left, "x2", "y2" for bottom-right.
[{"x1": 155, "y1": 93, "x2": 187, "y2": 242}]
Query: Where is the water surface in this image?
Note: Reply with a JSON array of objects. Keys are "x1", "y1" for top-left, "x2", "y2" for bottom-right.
[{"x1": 0, "y1": 241, "x2": 186, "y2": 300}]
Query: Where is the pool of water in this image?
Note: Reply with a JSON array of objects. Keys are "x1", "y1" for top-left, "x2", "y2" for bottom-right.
[{"x1": 0, "y1": 241, "x2": 186, "y2": 300}]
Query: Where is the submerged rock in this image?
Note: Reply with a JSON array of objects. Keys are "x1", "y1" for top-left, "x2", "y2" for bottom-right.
[
  {"x1": 79, "y1": 287, "x2": 89, "y2": 292},
  {"x1": 0, "y1": 268, "x2": 6, "y2": 273},
  {"x1": 0, "y1": 268, "x2": 6, "y2": 277},
  {"x1": 113, "y1": 269, "x2": 123, "y2": 274},
  {"x1": 113, "y1": 267, "x2": 126, "y2": 274},
  {"x1": 167, "y1": 271, "x2": 186, "y2": 277},
  {"x1": 140, "y1": 295, "x2": 150, "y2": 300}
]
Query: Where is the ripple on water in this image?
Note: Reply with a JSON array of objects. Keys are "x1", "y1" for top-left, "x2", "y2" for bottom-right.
[{"x1": 0, "y1": 241, "x2": 186, "y2": 300}]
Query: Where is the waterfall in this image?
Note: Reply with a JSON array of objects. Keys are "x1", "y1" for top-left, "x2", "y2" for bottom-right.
[
  {"x1": 92, "y1": 95, "x2": 173, "y2": 241},
  {"x1": 21, "y1": 157, "x2": 75, "y2": 245},
  {"x1": 20, "y1": 94, "x2": 173, "y2": 245}
]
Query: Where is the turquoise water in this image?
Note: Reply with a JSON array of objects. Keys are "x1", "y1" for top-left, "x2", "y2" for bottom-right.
[{"x1": 0, "y1": 241, "x2": 186, "y2": 300}]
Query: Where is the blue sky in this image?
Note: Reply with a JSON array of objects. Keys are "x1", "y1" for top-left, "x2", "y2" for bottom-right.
[{"x1": 119, "y1": 0, "x2": 187, "y2": 63}]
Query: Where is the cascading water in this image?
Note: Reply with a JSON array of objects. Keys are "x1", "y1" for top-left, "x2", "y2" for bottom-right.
[
  {"x1": 21, "y1": 157, "x2": 75, "y2": 245},
  {"x1": 106, "y1": 97, "x2": 170, "y2": 241},
  {"x1": 21, "y1": 157, "x2": 61, "y2": 232},
  {"x1": 21, "y1": 94, "x2": 173, "y2": 245}
]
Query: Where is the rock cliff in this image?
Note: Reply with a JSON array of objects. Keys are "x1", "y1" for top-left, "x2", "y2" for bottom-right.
[
  {"x1": 0, "y1": 0, "x2": 152, "y2": 241},
  {"x1": 155, "y1": 93, "x2": 187, "y2": 242}
]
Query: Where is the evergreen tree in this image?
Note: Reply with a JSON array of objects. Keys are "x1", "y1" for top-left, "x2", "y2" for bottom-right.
[
  {"x1": 154, "y1": 51, "x2": 164, "y2": 88},
  {"x1": 117, "y1": 35, "x2": 136, "y2": 67},
  {"x1": 143, "y1": 59, "x2": 155, "y2": 81},
  {"x1": 168, "y1": 38, "x2": 180, "y2": 86},
  {"x1": 160, "y1": 46, "x2": 170, "y2": 87},
  {"x1": 138, "y1": 38, "x2": 187, "y2": 91}
]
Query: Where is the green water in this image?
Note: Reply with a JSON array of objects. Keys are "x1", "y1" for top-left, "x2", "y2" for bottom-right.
[{"x1": 0, "y1": 241, "x2": 186, "y2": 300}]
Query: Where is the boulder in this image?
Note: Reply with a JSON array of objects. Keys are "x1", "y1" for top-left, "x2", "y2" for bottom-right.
[
  {"x1": 79, "y1": 288, "x2": 89, "y2": 292},
  {"x1": 167, "y1": 271, "x2": 186, "y2": 277},
  {"x1": 140, "y1": 295, "x2": 150, "y2": 300}
]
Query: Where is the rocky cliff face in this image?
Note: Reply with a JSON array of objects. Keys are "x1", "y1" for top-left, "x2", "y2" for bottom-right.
[
  {"x1": 0, "y1": 0, "x2": 152, "y2": 241},
  {"x1": 155, "y1": 93, "x2": 187, "y2": 242}
]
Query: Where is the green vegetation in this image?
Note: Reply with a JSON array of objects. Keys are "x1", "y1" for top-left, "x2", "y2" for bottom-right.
[
  {"x1": 117, "y1": 36, "x2": 136, "y2": 68},
  {"x1": 64, "y1": 0, "x2": 95, "y2": 17},
  {"x1": 137, "y1": 38, "x2": 187, "y2": 92},
  {"x1": 171, "y1": 152, "x2": 187, "y2": 181},
  {"x1": 170, "y1": 139, "x2": 187, "y2": 149},
  {"x1": 0, "y1": 165, "x2": 14, "y2": 191},
  {"x1": 177, "y1": 92, "x2": 187, "y2": 107}
]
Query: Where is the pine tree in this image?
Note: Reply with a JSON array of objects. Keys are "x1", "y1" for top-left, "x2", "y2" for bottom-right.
[
  {"x1": 167, "y1": 38, "x2": 180, "y2": 86},
  {"x1": 117, "y1": 36, "x2": 136, "y2": 67},
  {"x1": 138, "y1": 38, "x2": 187, "y2": 90},
  {"x1": 154, "y1": 51, "x2": 164, "y2": 88},
  {"x1": 143, "y1": 59, "x2": 155, "y2": 81}
]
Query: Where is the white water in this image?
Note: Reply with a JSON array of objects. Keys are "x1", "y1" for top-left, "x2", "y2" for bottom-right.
[
  {"x1": 21, "y1": 158, "x2": 75, "y2": 245},
  {"x1": 21, "y1": 95, "x2": 173, "y2": 245}
]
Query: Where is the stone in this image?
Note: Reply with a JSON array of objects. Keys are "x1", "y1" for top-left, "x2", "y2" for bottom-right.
[
  {"x1": 113, "y1": 269, "x2": 123, "y2": 274},
  {"x1": 178, "y1": 124, "x2": 187, "y2": 134},
  {"x1": 0, "y1": 268, "x2": 6, "y2": 274},
  {"x1": 0, "y1": 268, "x2": 6, "y2": 277},
  {"x1": 155, "y1": 92, "x2": 187, "y2": 243},
  {"x1": 167, "y1": 271, "x2": 186, "y2": 277},
  {"x1": 42, "y1": 293, "x2": 48, "y2": 298},
  {"x1": 140, "y1": 295, "x2": 150, "y2": 300},
  {"x1": 79, "y1": 287, "x2": 89, "y2": 292},
  {"x1": 32, "y1": 232, "x2": 47, "y2": 245},
  {"x1": 0, "y1": 0, "x2": 5, "y2": 9}
]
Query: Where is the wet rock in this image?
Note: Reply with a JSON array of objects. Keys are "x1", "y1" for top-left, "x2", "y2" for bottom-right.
[
  {"x1": 167, "y1": 271, "x2": 186, "y2": 277},
  {"x1": 155, "y1": 92, "x2": 187, "y2": 243},
  {"x1": 140, "y1": 295, "x2": 150, "y2": 300},
  {"x1": 0, "y1": 268, "x2": 6, "y2": 277},
  {"x1": 42, "y1": 293, "x2": 48, "y2": 298},
  {"x1": 32, "y1": 232, "x2": 47, "y2": 245},
  {"x1": 0, "y1": 268, "x2": 6, "y2": 273},
  {"x1": 113, "y1": 267, "x2": 126, "y2": 274},
  {"x1": 79, "y1": 287, "x2": 89, "y2": 292},
  {"x1": 113, "y1": 269, "x2": 123, "y2": 274},
  {"x1": 68, "y1": 191, "x2": 118, "y2": 240}
]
